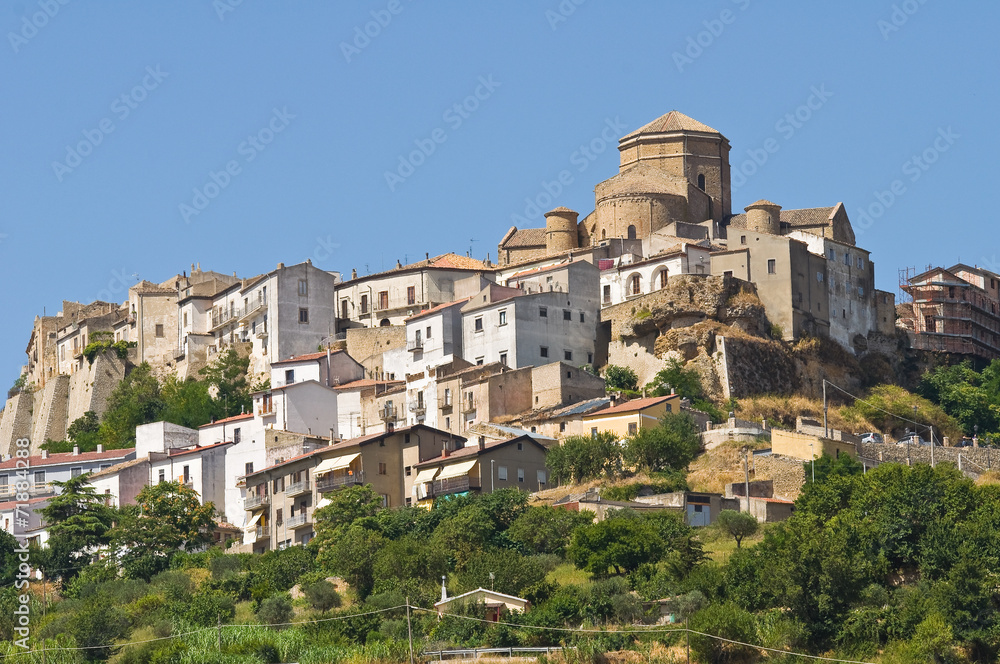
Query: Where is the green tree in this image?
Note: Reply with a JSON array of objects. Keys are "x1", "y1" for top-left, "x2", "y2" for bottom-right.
[
  {"x1": 99, "y1": 363, "x2": 166, "y2": 449},
  {"x1": 312, "y1": 484, "x2": 383, "y2": 535},
  {"x1": 507, "y1": 506, "x2": 595, "y2": 556},
  {"x1": 920, "y1": 360, "x2": 1000, "y2": 436},
  {"x1": 546, "y1": 431, "x2": 623, "y2": 484},
  {"x1": 644, "y1": 358, "x2": 703, "y2": 399},
  {"x1": 716, "y1": 509, "x2": 759, "y2": 549},
  {"x1": 624, "y1": 411, "x2": 702, "y2": 473},
  {"x1": 67, "y1": 411, "x2": 100, "y2": 449},
  {"x1": 603, "y1": 365, "x2": 638, "y2": 392},
  {"x1": 39, "y1": 473, "x2": 116, "y2": 580},
  {"x1": 256, "y1": 592, "x2": 294, "y2": 628},
  {"x1": 161, "y1": 375, "x2": 215, "y2": 428},
  {"x1": 568, "y1": 512, "x2": 666, "y2": 575},
  {"x1": 456, "y1": 548, "x2": 546, "y2": 596},
  {"x1": 303, "y1": 579, "x2": 342, "y2": 613},
  {"x1": 111, "y1": 481, "x2": 217, "y2": 580},
  {"x1": 316, "y1": 524, "x2": 384, "y2": 599},
  {"x1": 199, "y1": 348, "x2": 255, "y2": 418}
]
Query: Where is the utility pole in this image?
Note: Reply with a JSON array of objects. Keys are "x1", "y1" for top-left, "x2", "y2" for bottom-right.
[
  {"x1": 686, "y1": 616, "x2": 691, "y2": 664},
  {"x1": 930, "y1": 425, "x2": 935, "y2": 467},
  {"x1": 823, "y1": 380, "x2": 828, "y2": 439},
  {"x1": 742, "y1": 447, "x2": 750, "y2": 511},
  {"x1": 406, "y1": 597, "x2": 415, "y2": 664}
]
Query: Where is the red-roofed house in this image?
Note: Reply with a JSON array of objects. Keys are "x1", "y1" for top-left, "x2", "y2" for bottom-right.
[
  {"x1": 0, "y1": 446, "x2": 135, "y2": 501},
  {"x1": 582, "y1": 394, "x2": 681, "y2": 438}
]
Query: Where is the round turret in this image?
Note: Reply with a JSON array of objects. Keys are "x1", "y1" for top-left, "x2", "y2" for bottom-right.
[
  {"x1": 744, "y1": 200, "x2": 781, "y2": 235},
  {"x1": 545, "y1": 207, "x2": 579, "y2": 253}
]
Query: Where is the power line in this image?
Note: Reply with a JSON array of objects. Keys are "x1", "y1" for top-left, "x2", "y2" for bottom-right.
[{"x1": 824, "y1": 379, "x2": 931, "y2": 435}]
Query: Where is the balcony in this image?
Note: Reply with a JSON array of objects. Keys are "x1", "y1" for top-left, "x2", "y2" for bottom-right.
[
  {"x1": 181, "y1": 479, "x2": 194, "y2": 490},
  {"x1": 210, "y1": 308, "x2": 242, "y2": 331},
  {"x1": 440, "y1": 396, "x2": 453, "y2": 412},
  {"x1": 0, "y1": 483, "x2": 53, "y2": 499},
  {"x1": 432, "y1": 476, "x2": 473, "y2": 496},
  {"x1": 257, "y1": 404, "x2": 274, "y2": 417},
  {"x1": 286, "y1": 480, "x2": 310, "y2": 497},
  {"x1": 255, "y1": 525, "x2": 269, "y2": 540},
  {"x1": 244, "y1": 493, "x2": 270, "y2": 510},
  {"x1": 407, "y1": 338, "x2": 424, "y2": 353},
  {"x1": 316, "y1": 471, "x2": 365, "y2": 492},
  {"x1": 240, "y1": 298, "x2": 267, "y2": 323},
  {"x1": 286, "y1": 513, "x2": 309, "y2": 529},
  {"x1": 379, "y1": 406, "x2": 399, "y2": 423},
  {"x1": 461, "y1": 397, "x2": 477, "y2": 414},
  {"x1": 408, "y1": 401, "x2": 427, "y2": 416}
]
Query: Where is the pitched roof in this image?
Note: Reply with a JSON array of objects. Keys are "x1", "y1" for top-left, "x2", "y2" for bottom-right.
[
  {"x1": 499, "y1": 228, "x2": 547, "y2": 249},
  {"x1": 405, "y1": 298, "x2": 471, "y2": 322},
  {"x1": 199, "y1": 413, "x2": 253, "y2": 428},
  {"x1": 0, "y1": 448, "x2": 135, "y2": 470},
  {"x1": 727, "y1": 205, "x2": 839, "y2": 230},
  {"x1": 332, "y1": 379, "x2": 405, "y2": 391},
  {"x1": 621, "y1": 111, "x2": 721, "y2": 140},
  {"x1": 745, "y1": 199, "x2": 780, "y2": 209},
  {"x1": 87, "y1": 456, "x2": 149, "y2": 480},
  {"x1": 271, "y1": 350, "x2": 347, "y2": 366},
  {"x1": 584, "y1": 395, "x2": 676, "y2": 417},
  {"x1": 164, "y1": 441, "x2": 232, "y2": 458},
  {"x1": 414, "y1": 435, "x2": 546, "y2": 468},
  {"x1": 344, "y1": 253, "x2": 489, "y2": 283}
]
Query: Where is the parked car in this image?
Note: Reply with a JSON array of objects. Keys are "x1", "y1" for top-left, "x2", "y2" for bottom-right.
[{"x1": 860, "y1": 432, "x2": 884, "y2": 444}]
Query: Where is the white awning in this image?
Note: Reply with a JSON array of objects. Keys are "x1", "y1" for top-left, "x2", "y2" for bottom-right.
[
  {"x1": 412, "y1": 467, "x2": 440, "y2": 484},
  {"x1": 317, "y1": 497, "x2": 331, "y2": 509},
  {"x1": 436, "y1": 459, "x2": 478, "y2": 481},
  {"x1": 315, "y1": 452, "x2": 360, "y2": 474},
  {"x1": 244, "y1": 512, "x2": 262, "y2": 530}
]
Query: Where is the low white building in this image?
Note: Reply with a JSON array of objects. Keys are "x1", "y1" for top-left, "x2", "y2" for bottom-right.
[
  {"x1": 0, "y1": 446, "x2": 136, "y2": 501},
  {"x1": 598, "y1": 243, "x2": 712, "y2": 307}
]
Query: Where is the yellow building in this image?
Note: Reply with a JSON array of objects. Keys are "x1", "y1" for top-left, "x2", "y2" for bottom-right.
[
  {"x1": 582, "y1": 394, "x2": 681, "y2": 438},
  {"x1": 771, "y1": 428, "x2": 856, "y2": 461}
]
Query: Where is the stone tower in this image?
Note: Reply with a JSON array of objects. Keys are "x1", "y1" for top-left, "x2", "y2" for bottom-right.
[
  {"x1": 744, "y1": 199, "x2": 781, "y2": 235},
  {"x1": 544, "y1": 207, "x2": 579, "y2": 253},
  {"x1": 587, "y1": 110, "x2": 732, "y2": 246}
]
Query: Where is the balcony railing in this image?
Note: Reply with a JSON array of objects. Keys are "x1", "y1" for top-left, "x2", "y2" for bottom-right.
[
  {"x1": 407, "y1": 338, "x2": 424, "y2": 352},
  {"x1": 244, "y1": 493, "x2": 270, "y2": 510},
  {"x1": 0, "y1": 483, "x2": 53, "y2": 499},
  {"x1": 432, "y1": 476, "x2": 473, "y2": 496},
  {"x1": 211, "y1": 308, "x2": 242, "y2": 331},
  {"x1": 316, "y1": 471, "x2": 365, "y2": 492},
  {"x1": 258, "y1": 405, "x2": 274, "y2": 417},
  {"x1": 408, "y1": 401, "x2": 426, "y2": 415},
  {"x1": 379, "y1": 406, "x2": 399, "y2": 422},
  {"x1": 255, "y1": 525, "x2": 269, "y2": 539},
  {"x1": 286, "y1": 513, "x2": 309, "y2": 529},
  {"x1": 461, "y1": 397, "x2": 477, "y2": 413},
  {"x1": 286, "y1": 480, "x2": 310, "y2": 497}
]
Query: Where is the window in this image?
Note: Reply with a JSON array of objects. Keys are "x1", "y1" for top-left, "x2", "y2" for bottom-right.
[
  {"x1": 245, "y1": 462, "x2": 254, "y2": 475},
  {"x1": 182, "y1": 465, "x2": 190, "y2": 483},
  {"x1": 476, "y1": 357, "x2": 484, "y2": 366},
  {"x1": 858, "y1": 286, "x2": 865, "y2": 297},
  {"x1": 828, "y1": 248, "x2": 836, "y2": 260},
  {"x1": 563, "y1": 309, "x2": 571, "y2": 321},
  {"x1": 378, "y1": 462, "x2": 387, "y2": 475},
  {"x1": 537, "y1": 470, "x2": 547, "y2": 485},
  {"x1": 233, "y1": 427, "x2": 241, "y2": 444},
  {"x1": 627, "y1": 225, "x2": 637, "y2": 240},
  {"x1": 426, "y1": 326, "x2": 432, "y2": 338},
  {"x1": 724, "y1": 270, "x2": 733, "y2": 278},
  {"x1": 407, "y1": 286, "x2": 415, "y2": 305},
  {"x1": 579, "y1": 312, "x2": 585, "y2": 323},
  {"x1": 405, "y1": 466, "x2": 411, "y2": 477},
  {"x1": 560, "y1": 422, "x2": 566, "y2": 432},
  {"x1": 444, "y1": 388, "x2": 451, "y2": 406},
  {"x1": 499, "y1": 352, "x2": 508, "y2": 366},
  {"x1": 741, "y1": 235, "x2": 747, "y2": 245},
  {"x1": 298, "y1": 279, "x2": 308, "y2": 296},
  {"x1": 155, "y1": 324, "x2": 164, "y2": 338},
  {"x1": 341, "y1": 300, "x2": 349, "y2": 319},
  {"x1": 71, "y1": 467, "x2": 82, "y2": 478},
  {"x1": 517, "y1": 468, "x2": 525, "y2": 483},
  {"x1": 360, "y1": 294, "x2": 369, "y2": 314},
  {"x1": 587, "y1": 352, "x2": 594, "y2": 364},
  {"x1": 540, "y1": 346, "x2": 549, "y2": 358},
  {"x1": 767, "y1": 259, "x2": 776, "y2": 274},
  {"x1": 857, "y1": 257, "x2": 864, "y2": 269},
  {"x1": 498, "y1": 466, "x2": 508, "y2": 481},
  {"x1": 603, "y1": 285, "x2": 611, "y2": 304},
  {"x1": 273, "y1": 477, "x2": 284, "y2": 493},
  {"x1": 378, "y1": 291, "x2": 389, "y2": 310},
  {"x1": 474, "y1": 317, "x2": 483, "y2": 332},
  {"x1": 381, "y1": 494, "x2": 390, "y2": 508},
  {"x1": 697, "y1": 173, "x2": 706, "y2": 190},
  {"x1": 298, "y1": 307, "x2": 309, "y2": 323},
  {"x1": 628, "y1": 422, "x2": 638, "y2": 435},
  {"x1": 659, "y1": 270, "x2": 668, "y2": 289},
  {"x1": 285, "y1": 369, "x2": 295, "y2": 384},
  {"x1": 276, "y1": 508, "x2": 283, "y2": 526},
  {"x1": 498, "y1": 310, "x2": 507, "y2": 326},
  {"x1": 666, "y1": 403, "x2": 673, "y2": 412},
  {"x1": 564, "y1": 350, "x2": 573, "y2": 361},
  {"x1": 158, "y1": 469, "x2": 165, "y2": 483},
  {"x1": 183, "y1": 312, "x2": 188, "y2": 327},
  {"x1": 539, "y1": 307, "x2": 547, "y2": 318},
  {"x1": 844, "y1": 253, "x2": 851, "y2": 265},
  {"x1": 445, "y1": 416, "x2": 450, "y2": 429},
  {"x1": 100, "y1": 463, "x2": 111, "y2": 471}
]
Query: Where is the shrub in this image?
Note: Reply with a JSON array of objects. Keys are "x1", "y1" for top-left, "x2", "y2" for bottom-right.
[
  {"x1": 303, "y1": 579, "x2": 342, "y2": 613},
  {"x1": 604, "y1": 365, "x2": 639, "y2": 392},
  {"x1": 256, "y1": 593, "x2": 294, "y2": 628}
]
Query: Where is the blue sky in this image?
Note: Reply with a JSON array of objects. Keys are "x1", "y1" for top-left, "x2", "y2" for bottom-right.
[{"x1": 1, "y1": 0, "x2": 995, "y2": 386}]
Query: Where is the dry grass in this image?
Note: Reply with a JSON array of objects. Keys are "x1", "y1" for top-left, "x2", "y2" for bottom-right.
[
  {"x1": 735, "y1": 394, "x2": 875, "y2": 433},
  {"x1": 687, "y1": 440, "x2": 769, "y2": 495},
  {"x1": 976, "y1": 471, "x2": 1000, "y2": 486},
  {"x1": 726, "y1": 290, "x2": 764, "y2": 308},
  {"x1": 530, "y1": 472, "x2": 670, "y2": 506}
]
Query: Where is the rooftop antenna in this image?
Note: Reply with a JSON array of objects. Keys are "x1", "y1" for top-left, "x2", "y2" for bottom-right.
[{"x1": 469, "y1": 238, "x2": 477, "y2": 257}]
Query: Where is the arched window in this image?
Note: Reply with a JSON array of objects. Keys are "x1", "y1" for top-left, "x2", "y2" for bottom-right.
[
  {"x1": 697, "y1": 174, "x2": 706, "y2": 190},
  {"x1": 379, "y1": 318, "x2": 390, "y2": 327},
  {"x1": 630, "y1": 275, "x2": 641, "y2": 296},
  {"x1": 627, "y1": 225, "x2": 637, "y2": 240},
  {"x1": 659, "y1": 269, "x2": 668, "y2": 289},
  {"x1": 601, "y1": 229, "x2": 606, "y2": 240}
]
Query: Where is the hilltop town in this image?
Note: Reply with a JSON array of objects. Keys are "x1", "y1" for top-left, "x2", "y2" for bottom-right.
[{"x1": 3, "y1": 110, "x2": 1000, "y2": 662}]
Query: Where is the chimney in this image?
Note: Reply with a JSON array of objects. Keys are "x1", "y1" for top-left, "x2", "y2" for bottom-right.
[
  {"x1": 478, "y1": 436, "x2": 485, "y2": 451},
  {"x1": 72, "y1": 445, "x2": 79, "y2": 456},
  {"x1": 41, "y1": 450, "x2": 48, "y2": 460},
  {"x1": 351, "y1": 268, "x2": 357, "y2": 280},
  {"x1": 277, "y1": 262, "x2": 285, "y2": 269},
  {"x1": 396, "y1": 259, "x2": 402, "y2": 268},
  {"x1": 425, "y1": 252, "x2": 429, "y2": 261},
  {"x1": 97, "y1": 444, "x2": 104, "y2": 453}
]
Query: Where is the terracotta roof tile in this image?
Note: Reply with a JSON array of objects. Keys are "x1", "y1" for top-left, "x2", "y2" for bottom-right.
[
  {"x1": 584, "y1": 395, "x2": 676, "y2": 417},
  {"x1": 0, "y1": 448, "x2": 134, "y2": 470},
  {"x1": 727, "y1": 205, "x2": 837, "y2": 230},
  {"x1": 500, "y1": 228, "x2": 547, "y2": 249},
  {"x1": 405, "y1": 298, "x2": 471, "y2": 322},
  {"x1": 199, "y1": 413, "x2": 253, "y2": 428},
  {"x1": 622, "y1": 111, "x2": 720, "y2": 140}
]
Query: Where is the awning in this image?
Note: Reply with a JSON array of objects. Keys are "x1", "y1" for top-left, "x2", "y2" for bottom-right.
[
  {"x1": 244, "y1": 512, "x2": 262, "y2": 530},
  {"x1": 412, "y1": 467, "x2": 441, "y2": 484},
  {"x1": 315, "y1": 452, "x2": 360, "y2": 474},
  {"x1": 317, "y1": 497, "x2": 331, "y2": 509},
  {"x1": 436, "y1": 459, "x2": 478, "y2": 481}
]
